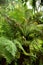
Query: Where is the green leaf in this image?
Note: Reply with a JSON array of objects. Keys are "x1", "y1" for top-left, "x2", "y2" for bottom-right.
[
  {"x1": 14, "y1": 39, "x2": 36, "y2": 58},
  {"x1": 0, "y1": 36, "x2": 17, "y2": 63}
]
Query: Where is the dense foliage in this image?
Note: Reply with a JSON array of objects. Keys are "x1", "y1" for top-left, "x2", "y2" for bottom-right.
[{"x1": 0, "y1": 0, "x2": 43, "y2": 65}]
